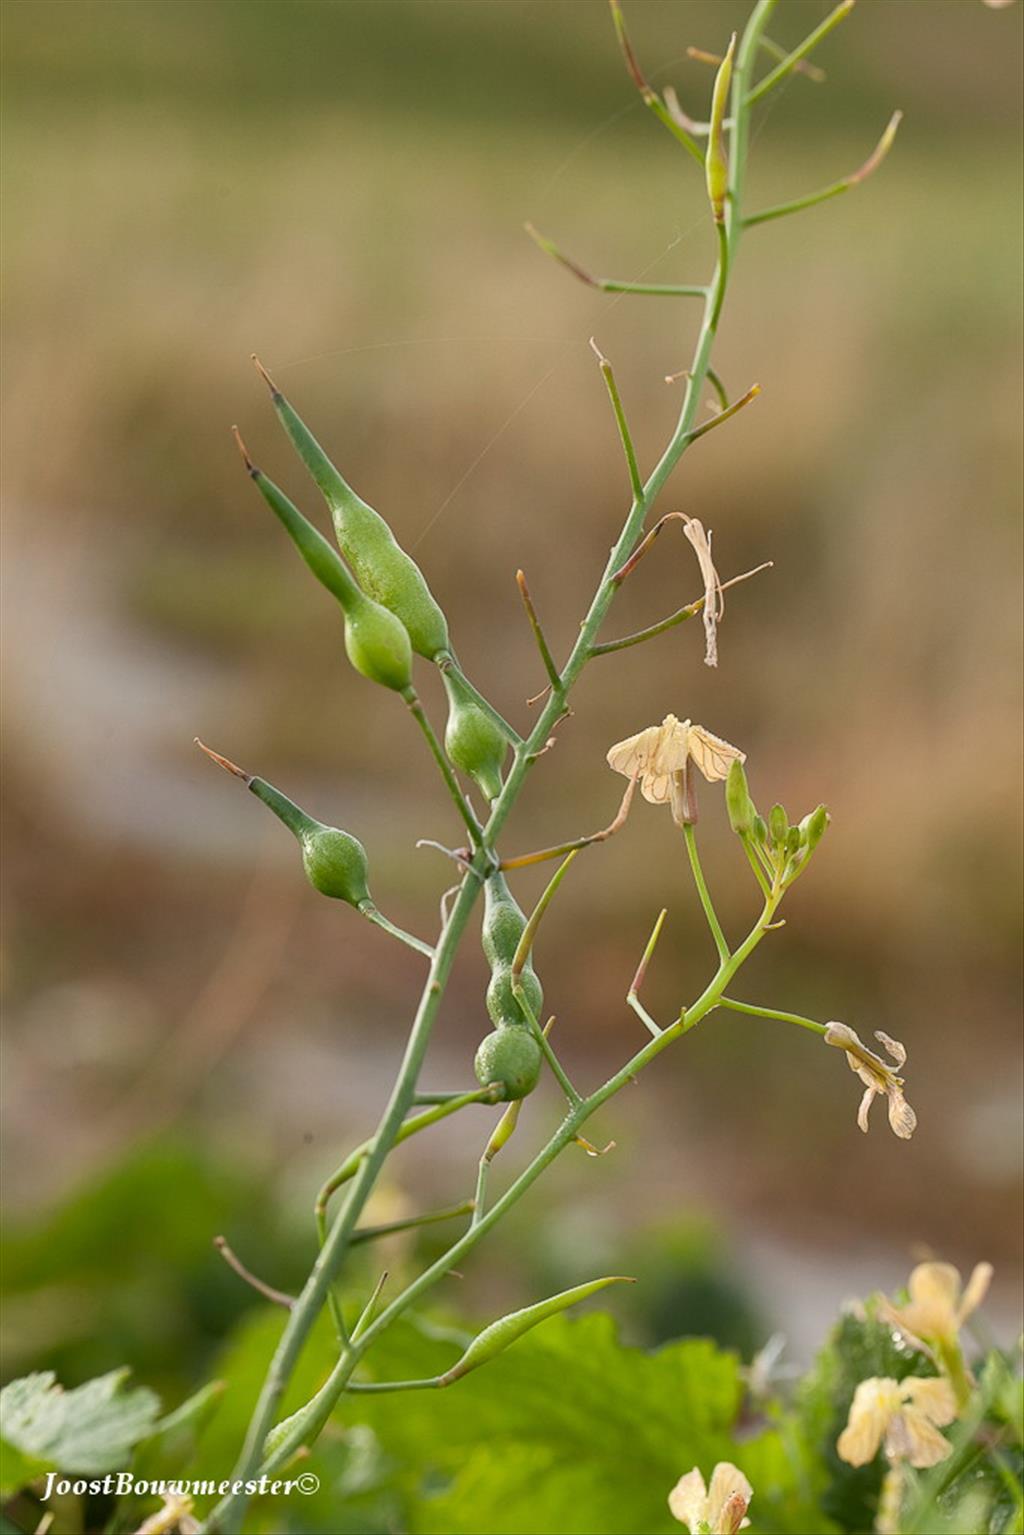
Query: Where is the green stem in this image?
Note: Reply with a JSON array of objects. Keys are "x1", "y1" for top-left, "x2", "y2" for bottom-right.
[
  {"x1": 684, "y1": 823, "x2": 730, "y2": 963},
  {"x1": 349, "y1": 1200, "x2": 476, "y2": 1246},
  {"x1": 593, "y1": 344, "x2": 644, "y2": 503},
  {"x1": 746, "y1": 0, "x2": 853, "y2": 105},
  {"x1": 594, "y1": 279, "x2": 706, "y2": 297},
  {"x1": 404, "y1": 691, "x2": 482, "y2": 844},
  {"x1": 359, "y1": 902, "x2": 434, "y2": 960},
  {"x1": 718, "y1": 996, "x2": 827, "y2": 1036}
]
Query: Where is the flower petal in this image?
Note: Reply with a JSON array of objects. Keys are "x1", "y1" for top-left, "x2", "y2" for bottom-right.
[
  {"x1": 957, "y1": 1262, "x2": 993, "y2": 1325},
  {"x1": 706, "y1": 1463, "x2": 753, "y2": 1529},
  {"x1": 886, "y1": 1088, "x2": 917, "y2": 1140},
  {"x1": 905, "y1": 1263, "x2": 961, "y2": 1336},
  {"x1": 875, "y1": 1030, "x2": 907, "y2": 1068},
  {"x1": 668, "y1": 1467, "x2": 708, "y2": 1530},
  {"x1": 887, "y1": 1406, "x2": 954, "y2": 1468},
  {"x1": 857, "y1": 1084, "x2": 876, "y2": 1134},
  {"x1": 837, "y1": 1378, "x2": 895, "y2": 1466},
  {"x1": 901, "y1": 1375, "x2": 958, "y2": 1427}
]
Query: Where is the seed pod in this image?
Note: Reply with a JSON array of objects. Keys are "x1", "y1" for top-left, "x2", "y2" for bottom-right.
[
  {"x1": 473, "y1": 1028, "x2": 542, "y2": 1101},
  {"x1": 238, "y1": 442, "x2": 413, "y2": 692},
  {"x1": 246, "y1": 777, "x2": 371, "y2": 906},
  {"x1": 442, "y1": 668, "x2": 507, "y2": 802},
  {"x1": 725, "y1": 759, "x2": 755, "y2": 835},
  {"x1": 438, "y1": 1276, "x2": 634, "y2": 1384},
  {"x1": 481, "y1": 872, "x2": 544, "y2": 1026},
  {"x1": 253, "y1": 361, "x2": 449, "y2": 660},
  {"x1": 768, "y1": 803, "x2": 788, "y2": 846}
]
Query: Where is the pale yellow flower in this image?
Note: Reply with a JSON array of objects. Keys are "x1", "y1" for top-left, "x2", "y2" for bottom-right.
[
  {"x1": 884, "y1": 1261, "x2": 993, "y2": 1351},
  {"x1": 607, "y1": 715, "x2": 744, "y2": 801},
  {"x1": 668, "y1": 1462, "x2": 752, "y2": 1533},
  {"x1": 137, "y1": 1494, "x2": 199, "y2": 1535},
  {"x1": 824, "y1": 1022, "x2": 916, "y2": 1138},
  {"x1": 837, "y1": 1376, "x2": 957, "y2": 1469}
]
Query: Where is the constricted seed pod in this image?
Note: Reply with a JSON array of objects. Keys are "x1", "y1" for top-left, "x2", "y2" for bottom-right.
[
  {"x1": 237, "y1": 436, "x2": 413, "y2": 693},
  {"x1": 253, "y1": 360, "x2": 450, "y2": 660},
  {"x1": 473, "y1": 1028, "x2": 542, "y2": 1102},
  {"x1": 442, "y1": 668, "x2": 507, "y2": 802},
  {"x1": 480, "y1": 873, "x2": 544, "y2": 1023},
  {"x1": 438, "y1": 1275, "x2": 634, "y2": 1383}
]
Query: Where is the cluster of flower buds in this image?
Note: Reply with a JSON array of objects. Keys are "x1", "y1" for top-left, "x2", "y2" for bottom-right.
[{"x1": 725, "y1": 759, "x2": 829, "y2": 888}]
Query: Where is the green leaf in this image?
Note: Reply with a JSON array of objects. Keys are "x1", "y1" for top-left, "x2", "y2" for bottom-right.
[{"x1": 0, "y1": 1369, "x2": 160, "y2": 1485}]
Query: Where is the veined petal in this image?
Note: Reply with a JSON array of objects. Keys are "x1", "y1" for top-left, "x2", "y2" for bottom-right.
[
  {"x1": 887, "y1": 1088, "x2": 917, "y2": 1140},
  {"x1": 875, "y1": 1030, "x2": 907, "y2": 1068},
  {"x1": 857, "y1": 1084, "x2": 876, "y2": 1134},
  {"x1": 887, "y1": 1406, "x2": 954, "y2": 1468},
  {"x1": 901, "y1": 1375, "x2": 957, "y2": 1427},
  {"x1": 706, "y1": 1463, "x2": 753, "y2": 1530},
  {"x1": 957, "y1": 1262, "x2": 994, "y2": 1325},
  {"x1": 669, "y1": 1467, "x2": 708, "y2": 1530}
]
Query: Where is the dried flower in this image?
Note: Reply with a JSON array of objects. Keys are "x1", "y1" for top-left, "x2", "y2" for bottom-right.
[
  {"x1": 607, "y1": 715, "x2": 745, "y2": 803},
  {"x1": 669, "y1": 1461, "x2": 752, "y2": 1532},
  {"x1": 884, "y1": 1261, "x2": 993, "y2": 1351},
  {"x1": 837, "y1": 1376, "x2": 957, "y2": 1468},
  {"x1": 681, "y1": 515, "x2": 723, "y2": 667},
  {"x1": 824, "y1": 1022, "x2": 916, "y2": 1138}
]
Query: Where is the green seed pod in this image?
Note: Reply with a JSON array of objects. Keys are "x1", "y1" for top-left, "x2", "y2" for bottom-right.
[
  {"x1": 768, "y1": 803, "x2": 789, "y2": 846},
  {"x1": 725, "y1": 759, "x2": 755, "y2": 836},
  {"x1": 238, "y1": 439, "x2": 413, "y2": 692},
  {"x1": 254, "y1": 361, "x2": 449, "y2": 659},
  {"x1": 473, "y1": 1028, "x2": 542, "y2": 1102},
  {"x1": 442, "y1": 667, "x2": 507, "y2": 802},
  {"x1": 481, "y1": 871, "x2": 528, "y2": 969},
  {"x1": 245, "y1": 774, "x2": 371, "y2": 907},
  {"x1": 438, "y1": 1275, "x2": 634, "y2": 1384},
  {"x1": 753, "y1": 815, "x2": 769, "y2": 846},
  {"x1": 486, "y1": 966, "x2": 544, "y2": 1030}
]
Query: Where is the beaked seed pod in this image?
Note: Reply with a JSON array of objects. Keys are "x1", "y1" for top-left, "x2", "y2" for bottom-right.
[
  {"x1": 442, "y1": 668, "x2": 507, "y2": 802},
  {"x1": 246, "y1": 776, "x2": 371, "y2": 907},
  {"x1": 768, "y1": 803, "x2": 789, "y2": 846},
  {"x1": 725, "y1": 759, "x2": 755, "y2": 835},
  {"x1": 437, "y1": 1275, "x2": 633, "y2": 1384},
  {"x1": 254, "y1": 362, "x2": 450, "y2": 660},
  {"x1": 705, "y1": 33, "x2": 736, "y2": 224},
  {"x1": 239, "y1": 444, "x2": 413, "y2": 692},
  {"x1": 473, "y1": 1028, "x2": 542, "y2": 1102}
]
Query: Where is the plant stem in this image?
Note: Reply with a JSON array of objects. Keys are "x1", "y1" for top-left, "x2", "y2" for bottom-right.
[
  {"x1": 718, "y1": 996, "x2": 827, "y2": 1035},
  {"x1": 683, "y1": 824, "x2": 730, "y2": 963},
  {"x1": 202, "y1": 6, "x2": 780, "y2": 1527},
  {"x1": 746, "y1": 0, "x2": 853, "y2": 105},
  {"x1": 359, "y1": 903, "x2": 434, "y2": 959},
  {"x1": 404, "y1": 692, "x2": 482, "y2": 845}
]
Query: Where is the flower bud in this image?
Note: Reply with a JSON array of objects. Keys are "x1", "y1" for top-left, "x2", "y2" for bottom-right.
[
  {"x1": 785, "y1": 825, "x2": 801, "y2": 856},
  {"x1": 768, "y1": 803, "x2": 788, "y2": 845},
  {"x1": 725, "y1": 759, "x2": 755, "y2": 835},
  {"x1": 254, "y1": 361, "x2": 450, "y2": 659},
  {"x1": 442, "y1": 668, "x2": 508, "y2": 802},
  {"x1": 705, "y1": 33, "x2": 736, "y2": 224},
  {"x1": 438, "y1": 1276, "x2": 634, "y2": 1383},
  {"x1": 473, "y1": 1027, "x2": 542, "y2": 1101},
  {"x1": 803, "y1": 804, "x2": 831, "y2": 850},
  {"x1": 752, "y1": 815, "x2": 768, "y2": 846}
]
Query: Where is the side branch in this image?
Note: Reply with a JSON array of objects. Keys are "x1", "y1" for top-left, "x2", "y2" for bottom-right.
[
  {"x1": 745, "y1": 111, "x2": 902, "y2": 226},
  {"x1": 525, "y1": 224, "x2": 705, "y2": 298}
]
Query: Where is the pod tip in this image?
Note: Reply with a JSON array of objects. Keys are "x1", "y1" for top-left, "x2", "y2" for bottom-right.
[
  {"x1": 251, "y1": 353, "x2": 281, "y2": 399},
  {"x1": 231, "y1": 425, "x2": 258, "y2": 477},
  {"x1": 195, "y1": 737, "x2": 251, "y2": 783}
]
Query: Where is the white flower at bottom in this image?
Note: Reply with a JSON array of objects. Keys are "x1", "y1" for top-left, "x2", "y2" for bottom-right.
[
  {"x1": 836, "y1": 1376, "x2": 957, "y2": 1469},
  {"x1": 824, "y1": 1022, "x2": 917, "y2": 1138},
  {"x1": 669, "y1": 1461, "x2": 753, "y2": 1533}
]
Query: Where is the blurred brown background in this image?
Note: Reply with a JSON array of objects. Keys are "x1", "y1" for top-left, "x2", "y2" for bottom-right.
[{"x1": 2, "y1": 0, "x2": 1022, "y2": 1383}]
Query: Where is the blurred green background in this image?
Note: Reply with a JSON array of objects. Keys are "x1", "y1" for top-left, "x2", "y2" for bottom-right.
[{"x1": 2, "y1": 0, "x2": 1021, "y2": 1429}]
